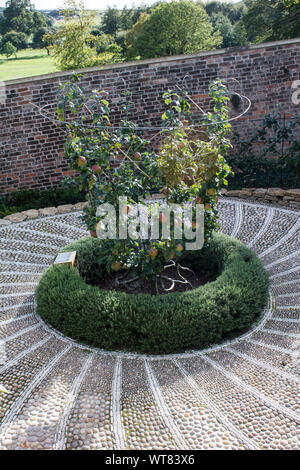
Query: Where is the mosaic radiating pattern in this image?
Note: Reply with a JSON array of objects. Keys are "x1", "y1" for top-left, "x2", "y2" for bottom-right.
[{"x1": 0, "y1": 199, "x2": 300, "y2": 450}]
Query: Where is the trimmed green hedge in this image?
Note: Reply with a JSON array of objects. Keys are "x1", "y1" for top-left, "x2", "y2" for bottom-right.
[
  {"x1": 0, "y1": 187, "x2": 85, "y2": 219},
  {"x1": 36, "y1": 233, "x2": 269, "y2": 354}
]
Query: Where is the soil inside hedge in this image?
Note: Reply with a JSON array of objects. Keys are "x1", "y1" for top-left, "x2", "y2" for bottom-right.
[{"x1": 96, "y1": 265, "x2": 217, "y2": 295}]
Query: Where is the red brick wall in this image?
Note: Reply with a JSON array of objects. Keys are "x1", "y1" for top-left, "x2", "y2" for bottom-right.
[{"x1": 0, "y1": 38, "x2": 299, "y2": 195}]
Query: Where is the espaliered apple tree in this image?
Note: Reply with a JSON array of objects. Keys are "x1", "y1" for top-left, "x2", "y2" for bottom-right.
[
  {"x1": 57, "y1": 75, "x2": 232, "y2": 293},
  {"x1": 157, "y1": 80, "x2": 232, "y2": 246}
]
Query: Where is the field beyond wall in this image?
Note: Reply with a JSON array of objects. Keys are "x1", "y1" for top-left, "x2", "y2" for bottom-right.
[{"x1": 0, "y1": 49, "x2": 57, "y2": 81}]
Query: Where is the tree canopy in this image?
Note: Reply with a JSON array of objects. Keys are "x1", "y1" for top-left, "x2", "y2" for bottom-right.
[
  {"x1": 0, "y1": 39, "x2": 17, "y2": 57},
  {"x1": 45, "y1": 0, "x2": 98, "y2": 70},
  {"x1": 241, "y1": 0, "x2": 300, "y2": 43},
  {"x1": 0, "y1": 0, "x2": 299, "y2": 71},
  {"x1": 0, "y1": 0, "x2": 47, "y2": 35},
  {"x1": 1, "y1": 30, "x2": 27, "y2": 49},
  {"x1": 45, "y1": 0, "x2": 123, "y2": 71},
  {"x1": 125, "y1": 0, "x2": 222, "y2": 60}
]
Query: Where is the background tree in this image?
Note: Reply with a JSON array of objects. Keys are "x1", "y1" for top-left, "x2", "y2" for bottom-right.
[
  {"x1": 125, "y1": 0, "x2": 222, "y2": 60},
  {"x1": 232, "y1": 20, "x2": 248, "y2": 47},
  {"x1": 204, "y1": 1, "x2": 246, "y2": 23},
  {"x1": 241, "y1": 0, "x2": 300, "y2": 43},
  {"x1": 117, "y1": 5, "x2": 151, "y2": 53},
  {"x1": 0, "y1": 0, "x2": 47, "y2": 36},
  {"x1": 32, "y1": 26, "x2": 55, "y2": 54},
  {"x1": 119, "y1": 5, "x2": 150, "y2": 31},
  {"x1": 124, "y1": 11, "x2": 149, "y2": 59},
  {"x1": 45, "y1": 0, "x2": 99, "y2": 70},
  {"x1": 204, "y1": 0, "x2": 248, "y2": 47},
  {"x1": 1, "y1": 40, "x2": 17, "y2": 57},
  {"x1": 1, "y1": 30, "x2": 27, "y2": 49},
  {"x1": 91, "y1": 32, "x2": 124, "y2": 64},
  {"x1": 46, "y1": 1, "x2": 124, "y2": 70},
  {"x1": 101, "y1": 7, "x2": 121, "y2": 37},
  {"x1": 211, "y1": 12, "x2": 236, "y2": 48}
]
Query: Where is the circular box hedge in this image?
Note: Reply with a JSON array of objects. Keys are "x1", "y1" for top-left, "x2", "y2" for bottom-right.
[{"x1": 36, "y1": 233, "x2": 269, "y2": 354}]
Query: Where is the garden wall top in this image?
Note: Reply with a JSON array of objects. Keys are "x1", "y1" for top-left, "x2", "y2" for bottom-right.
[{"x1": 3, "y1": 38, "x2": 300, "y2": 86}]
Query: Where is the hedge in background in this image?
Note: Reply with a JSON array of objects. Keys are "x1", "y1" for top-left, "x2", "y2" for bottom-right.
[
  {"x1": 227, "y1": 110, "x2": 300, "y2": 190},
  {"x1": 0, "y1": 186, "x2": 85, "y2": 218},
  {"x1": 36, "y1": 233, "x2": 269, "y2": 354}
]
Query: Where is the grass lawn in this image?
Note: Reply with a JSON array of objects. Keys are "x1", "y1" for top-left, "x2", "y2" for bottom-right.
[{"x1": 0, "y1": 48, "x2": 58, "y2": 81}]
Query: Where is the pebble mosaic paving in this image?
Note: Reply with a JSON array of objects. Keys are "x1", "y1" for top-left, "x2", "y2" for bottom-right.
[{"x1": 0, "y1": 199, "x2": 299, "y2": 450}]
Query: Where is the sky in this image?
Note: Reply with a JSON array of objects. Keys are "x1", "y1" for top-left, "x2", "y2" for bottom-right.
[{"x1": 0, "y1": 0, "x2": 242, "y2": 11}]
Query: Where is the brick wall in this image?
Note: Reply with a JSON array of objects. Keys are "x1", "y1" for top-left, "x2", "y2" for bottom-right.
[{"x1": 0, "y1": 38, "x2": 299, "y2": 196}]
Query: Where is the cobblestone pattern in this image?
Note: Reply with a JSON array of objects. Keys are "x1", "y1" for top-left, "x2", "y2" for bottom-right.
[
  {"x1": 0, "y1": 198, "x2": 300, "y2": 450},
  {"x1": 1, "y1": 39, "x2": 299, "y2": 195}
]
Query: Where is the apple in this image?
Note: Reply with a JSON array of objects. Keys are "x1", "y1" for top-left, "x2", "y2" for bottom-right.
[
  {"x1": 92, "y1": 164, "x2": 101, "y2": 173},
  {"x1": 111, "y1": 261, "x2": 121, "y2": 271},
  {"x1": 206, "y1": 188, "x2": 216, "y2": 196},
  {"x1": 195, "y1": 196, "x2": 202, "y2": 204},
  {"x1": 77, "y1": 156, "x2": 87, "y2": 166},
  {"x1": 134, "y1": 152, "x2": 141, "y2": 161},
  {"x1": 149, "y1": 247, "x2": 158, "y2": 259},
  {"x1": 175, "y1": 243, "x2": 184, "y2": 252},
  {"x1": 204, "y1": 203, "x2": 211, "y2": 211},
  {"x1": 169, "y1": 251, "x2": 175, "y2": 260}
]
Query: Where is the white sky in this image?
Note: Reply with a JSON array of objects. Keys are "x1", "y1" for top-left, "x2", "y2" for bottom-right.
[{"x1": 0, "y1": 0, "x2": 242, "y2": 11}]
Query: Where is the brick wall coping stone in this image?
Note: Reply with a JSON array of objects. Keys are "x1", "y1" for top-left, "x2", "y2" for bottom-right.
[
  {"x1": 0, "y1": 188, "x2": 299, "y2": 225},
  {"x1": 0, "y1": 201, "x2": 88, "y2": 225},
  {"x1": 3, "y1": 37, "x2": 300, "y2": 86}
]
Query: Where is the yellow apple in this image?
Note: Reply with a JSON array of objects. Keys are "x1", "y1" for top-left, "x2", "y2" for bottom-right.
[
  {"x1": 111, "y1": 261, "x2": 121, "y2": 271},
  {"x1": 149, "y1": 247, "x2": 158, "y2": 259}
]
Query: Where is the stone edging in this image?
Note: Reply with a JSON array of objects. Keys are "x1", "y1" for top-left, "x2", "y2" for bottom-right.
[
  {"x1": 0, "y1": 202, "x2": 88, "y2": 225},
  {"x1": 221, "y1": 188, "x2": 300, "y2": 210},
  {"x1": 1, "y1": 189, "x2": 300, "y2": 225}
]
